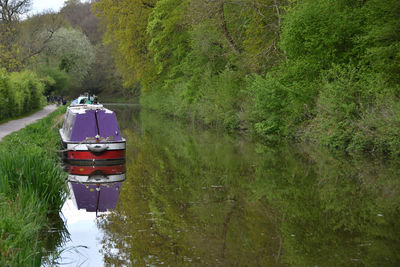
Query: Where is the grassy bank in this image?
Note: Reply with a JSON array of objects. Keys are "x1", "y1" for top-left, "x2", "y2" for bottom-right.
[{"x1": 0, "y1": 106, "x2": 67, "y2": 266}]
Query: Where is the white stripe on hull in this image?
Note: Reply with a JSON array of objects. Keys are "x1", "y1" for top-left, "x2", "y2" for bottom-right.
[
  {"x1": 67, "y1": 173, "x2": 126, "y2": 183},
  {"x1": 66, "y1": 142, "x2": 125, "y2": 151}
]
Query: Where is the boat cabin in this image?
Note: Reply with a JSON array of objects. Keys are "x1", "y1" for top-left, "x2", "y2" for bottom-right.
[{"x1": 60, "y1": 96, "x2": 126, "y2": 164}]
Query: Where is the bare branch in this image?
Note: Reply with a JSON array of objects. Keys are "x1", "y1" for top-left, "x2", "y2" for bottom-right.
[{"x1": 0, "y1": 0, "x2": 31, "y2": 23}]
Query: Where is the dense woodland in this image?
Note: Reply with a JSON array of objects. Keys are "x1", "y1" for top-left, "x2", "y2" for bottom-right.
[
  {"x1": 1, "y1": 0, "x2": 400, "y2": 155},
  {"x1": 94, "y1": 0, "x2": 400, "y2": 156}
]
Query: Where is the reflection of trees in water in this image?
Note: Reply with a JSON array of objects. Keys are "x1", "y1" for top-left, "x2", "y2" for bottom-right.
[
  {"x1": 252, "y1": 145, "x2": 400, "y2": 266},
  {"x1": 98, "y1": 109, "x2": 400, "y2": 266},
  {"x1": 104, "y1": 104, "x2": 141, "y2": 133}
]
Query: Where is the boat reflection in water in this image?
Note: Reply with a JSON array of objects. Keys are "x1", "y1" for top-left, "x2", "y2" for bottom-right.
[
  {"x1": 57, "y1": 161, "x2": 126, "y2": 266},
  {"x1": 67, "y1": 163, "x2": 126, "y2": 214}
]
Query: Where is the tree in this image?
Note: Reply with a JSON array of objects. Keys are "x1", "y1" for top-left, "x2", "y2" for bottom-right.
[
  {"x1": 93, "y1": 0, "x2": 157, "y2": 88},
  {"x1": 0, "y1": 0, "x2": 32, "y2": 70},
  {"x1": 43, "y1": 27, "x2": 94, "y2": 83},
  {"x1": 0, "y1": 0, "x2": 31, "y2": 23},
  {"x1": 81, "y1": 43, "x2": 125, "y2": 97},
  {"x1": 60, "y1": 0, "x2": 102, "y2": 44},
  {"x1": 39, "y1": 66, "x2": 70, "y2": 95},
  {"x1": 19, "y1": 12, "x2": 67, "y2": 66}
]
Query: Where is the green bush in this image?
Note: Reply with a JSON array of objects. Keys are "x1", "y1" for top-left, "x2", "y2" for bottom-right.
[
  {"x1": 38, "y1": 66, "x2": 70, "y2": 96},
  {"x1": 244, "y1": 0, "x2": 400, "y2": 156},
  {"x1": 0, "y1": 68, "x2": 13, "y2": 119},
  {"x1": 9, "y1": 71, "x2": 45, "y2": 113},
  {"x1": 245, "y1": 59, "x2": 319, "y2": 139},
  {"x1": 0, "y1": 69, "x2": 46, "y2": 121},
  {"x1": 280, "y1": 0, "x2": 363, "y2": 67}
]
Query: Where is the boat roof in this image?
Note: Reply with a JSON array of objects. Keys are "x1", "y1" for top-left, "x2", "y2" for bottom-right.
[
  {"x1": 67, "y1": 104, "x2": 114, "y2": 114},
  {"x1": 70, "y1": 93, "x2": 98, "y2": 106}
]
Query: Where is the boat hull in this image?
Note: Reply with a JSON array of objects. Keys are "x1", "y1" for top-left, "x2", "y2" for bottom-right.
[
  {"x1": 60, "y1": 134, "x2": 126, "y2": 164},
  {"x1": 67, "y1": 149, "x2": 125, "y2": 161}
]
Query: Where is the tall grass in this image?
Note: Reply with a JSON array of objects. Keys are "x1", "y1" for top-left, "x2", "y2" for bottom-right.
[
  {"x1": 0, "y1": 146, "x2": 66, "y2": 211},
  {"x1": 0, "y1": 106, "x2": 67, "y2": 266}
]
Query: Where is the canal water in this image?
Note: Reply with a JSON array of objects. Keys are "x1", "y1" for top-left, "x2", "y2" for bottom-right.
[{"x1": 52, "y1": 105, "x2": 400, "y2": 266}]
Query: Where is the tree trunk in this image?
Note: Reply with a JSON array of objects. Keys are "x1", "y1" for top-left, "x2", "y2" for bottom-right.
[{"x1": 218, "y1": 1, "x2": 239, "y2": 54}]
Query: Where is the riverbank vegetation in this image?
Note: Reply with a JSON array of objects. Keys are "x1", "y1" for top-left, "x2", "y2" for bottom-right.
[
  {"x1": 0, "y1": 107, "x2": 67, "y2": 265},
  {"x1": 94, "y1": 0, "x2": 400, "y2": 156}
]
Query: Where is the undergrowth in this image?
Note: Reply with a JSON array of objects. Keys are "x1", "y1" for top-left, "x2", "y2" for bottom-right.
[{"x1": 0, "y1": 106, "x2": 67, "y2": 266}]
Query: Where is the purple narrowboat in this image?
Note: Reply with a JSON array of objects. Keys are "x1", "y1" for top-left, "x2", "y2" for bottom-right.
[{"x1": 59, "y1": 95, "x2": 126, "y2": 164}]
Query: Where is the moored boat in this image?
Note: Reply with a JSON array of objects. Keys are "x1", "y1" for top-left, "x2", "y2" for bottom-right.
[{"x1": 60, "y1": 94, "x2": 126, "y2": 164}]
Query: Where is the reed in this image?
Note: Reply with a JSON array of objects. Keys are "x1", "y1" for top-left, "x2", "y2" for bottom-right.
[
  {"x1": 0, "y1": 106, "x2": 67, "y2": 265},
  {"x1": 0, "y1": 146, "x2": 66, "y2": 210},
  {"x1": 0, "y1": 192, "x2": 44, "y2": 266}
]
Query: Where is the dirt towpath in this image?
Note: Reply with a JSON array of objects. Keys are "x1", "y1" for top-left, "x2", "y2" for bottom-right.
[{"x1": 0, "y1": 105, "x2": 58, "y2": 141}]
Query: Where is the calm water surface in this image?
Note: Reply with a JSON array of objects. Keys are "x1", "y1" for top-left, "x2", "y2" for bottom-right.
[{"x1": 54, "y1": 105, "x2": 400, "y2": 266}]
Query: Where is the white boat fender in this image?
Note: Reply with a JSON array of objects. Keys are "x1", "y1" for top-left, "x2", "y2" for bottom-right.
[{"x1": 86, "y1": 144, "x2": 109, "y2": 153}]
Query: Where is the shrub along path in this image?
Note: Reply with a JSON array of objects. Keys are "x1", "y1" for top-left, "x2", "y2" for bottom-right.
[{"x1": 0, "y1": 104, "x2": 57, "y2": 141}]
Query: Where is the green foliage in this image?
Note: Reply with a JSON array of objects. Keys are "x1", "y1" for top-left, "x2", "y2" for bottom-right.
[
  {"x1": 280, "y1": 0, "x2": 363, "y2": 67},
  {"x1": 241, "y1": 0, "x2": 284, "y2": 72},
  {"x1": 39, "y1": 66, "x2": 70, "y2": 95},
  {"x1": 93, "y1": 0, "x2": 156, "y2": 88},
  {"x1": 360, "y1": 0, "x2": 400, "y2": 82},
  {"x1": 42, "y1": 27, "x2": 95, "y2": 85},
  {"x1": 245, "y1": 58, "x2": 318, "y2": 139},
  {"x1": 0, "y1": 68, "x2": 12, "y2": 119},
  {"x1": 246, "y1": 0, "x2": 400, "y2": 155},
  {"x1": 0, "y1": 24, "x2": 23, "y2": 71},
  {"x1": 0, "y1": 69, "x2": 45, "y2": 121},
  {"x1": 95, "y1": 0, "x2": 400, "y2": 155},
  {"x1": 0, "y1": 106, "x2": 67, "y2": 265},
  {"x1": 94, "y1": 0, "x2": 285, "y2": 129},
  {"x1": 197, "y1": 68, "x2": 244, "y2": 130},
  {"x1": 246, "y1": 73, "x2": 289, "y2": 137},
  {"x1": 147, "y1": 0, "x2": 189, "y2": 77},
  {"x1": 0, "y1": 193, "x2": 44, "y2": 266},
  {"x1": 0, "y1": 146, "x2": 65, "y2": 210},
  {"x1": 9, "y1": 71, "x2": 45, "y2": 112},
  {"x1": 306, "y1": 65, "x2": 391, "y2": 149}
]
